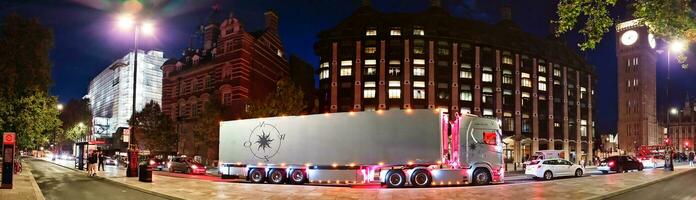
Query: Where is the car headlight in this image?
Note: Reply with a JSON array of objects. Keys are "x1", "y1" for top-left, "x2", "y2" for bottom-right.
[{"x1": 191, "y1": 165, "x2": 198, "y2": 169}]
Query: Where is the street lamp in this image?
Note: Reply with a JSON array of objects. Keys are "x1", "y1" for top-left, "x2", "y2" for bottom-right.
[
  {"x1": 115, "y1": 12, "x2": 156, "y2": 178},
  {"x1": 657, "y1": 40, "x2": 688, "y2": 172}
]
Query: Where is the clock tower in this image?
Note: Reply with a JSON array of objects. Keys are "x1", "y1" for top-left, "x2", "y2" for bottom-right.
[{"x1": 616, "y1": 19, "x2": 660, "y2": 154}]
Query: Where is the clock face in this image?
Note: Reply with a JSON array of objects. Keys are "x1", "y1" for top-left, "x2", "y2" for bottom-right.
[
  {"x1": 648, "y1": 33, "x2": 656, "y2": 49},
  {"x1": 621, "y1": 30, "x2": 639, "y2": 46}
]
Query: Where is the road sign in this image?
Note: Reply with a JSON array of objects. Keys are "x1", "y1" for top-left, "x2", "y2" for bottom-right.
[{"x1": 3, "y1": 132, "x2": 15, "y2": 145}]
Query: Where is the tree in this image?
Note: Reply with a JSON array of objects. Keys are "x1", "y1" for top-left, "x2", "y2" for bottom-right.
[
  {"x1": 289, "y1": 55, "x2": 317, "y2": 114},
  {"x1": 191, "y1": 94, "x2": 223, "y2": 163},
  {"x1": 555, "y1": 0, "x2": 696, "y2": 53},
  {"x1": 128, "y1": 101, "x2": 177, "y2": 154},
  {"x1": 58, "y1": 98, "x2": 92, "y2": 143},
  {"x1": 246, "y1": 77, "x2": 307, "y2": 118},
  {"x1": 0, "y1": 14, "x2": 59, "y2": 149}
]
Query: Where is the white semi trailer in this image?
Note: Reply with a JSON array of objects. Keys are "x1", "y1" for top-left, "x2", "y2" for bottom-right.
[{"x1": 218, "y1": 109, "x2": 504, "y2": 187}]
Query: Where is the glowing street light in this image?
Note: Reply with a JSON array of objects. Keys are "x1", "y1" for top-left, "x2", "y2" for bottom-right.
[
  {"x1": 56, "y1": 103, "x2": 63, "y2": 111},
  {"x1": 116, "y1": 13, "x2": 135, "y2": 31},
  {"x1": 670, "y1": 108, "x2": 679, "y2": 115},
  {"x1": 141, "y1": 20, "x2": 155, "y2": 36},
  {"x1": 670, "y1": 40, "x2": 687, "y2": 53}
]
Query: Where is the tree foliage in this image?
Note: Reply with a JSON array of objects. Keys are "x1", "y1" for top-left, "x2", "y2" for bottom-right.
[
  {"x1": 58, "y1": 98, "x2": 92, "y2": 143},
  {"x1": 0, "y1": 14, "x2": 60, "y2": 149},
  {"x1": 246, "y1": 77, "x2": 307, "y2": 118},
  {"x1": 128, "y1": 101, "x2": 177, "y2": 153},
  {"x1": 191, "y1": 94, "x2": 223, "y2": 162},
  {"x1": 555, "y1": 0, "x2": 696, "y2": 52}
]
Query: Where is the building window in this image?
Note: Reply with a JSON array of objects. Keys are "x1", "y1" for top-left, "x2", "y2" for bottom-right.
[
  {"x1": 366, "y1": 29, "x2": 377, "y2": 36},
  {"x1": 413, "y1": 66, "x2": 425, "y2": 76},
  {"x1": 414, "y1": 89, "x2": 426, "y2": 99},
  {"x1": 390, "y1": 28, "x2": 401, "y2": 36},
  {"x1": 460, "y1": 91, "x2": 472, "y2": 101},
  {"x1": 340, "y1": 67, "x2": 352, "y2": 76},
  {"x1": 364, "y1": 47, "x2": 377, "y2": 54},
  {"x1": 389, "y1": 67, "x2": 401, "y2": 76},
  {"x1": 413, "y1": 28, "x2": 424, "y2": 36},
  {"x1": 319, "y1": 69, "x2": 329, "y2": 79},
  {"x1": 223, "y1": 92, "x2": 232, "y2": 105},
  {"x1": 413, "y1": 59, "x2": 425, "y2": 65},
  {"x1": 553, "y1": 69, "x2": 561, "y2": 77},
  {"x1": 538, "y1": 65, "x2": 546, "y2": 73},
  {"x1": 437, "y1": 48, "x2": 450, "y2": 56},
  {"x1": 365, "y1": 59, "x2": 376, "y2": 65},
  {"x1": 320, "y1": 62, "x2": 329, "y2": 68},
  {"x1": 341, "y1": 60, "x2": 352, "y2": 66},
  {"x1": 461, "y1": 63, "x2": 472, "y2": 69},
  {"x1": 460, "y1": 71, "x2": 472, "y2": 79},
  {"x1": 389, "y1": 81, "x2": 400, "y2": 87},
  {"x1": 554, "y1": 80, "x2": 560, "y2": 85},
  {"x1": 581, "y1": 87, "x2": 587, "y2": 99},
  {"x1": 483, "y1": 109, "x2": 493, "y2": 117},
  {"x1": 413, "y1": 81, "x2": 425, "y2": 88},
  {"x1": 364, "y1": 89, "x2": 376, "y2": 98},
  {"x1": 482, "y1": 73, "x2": 493, "y2": 82},
  {"x1": 365, "y1": 67, "x2": 377, "y2": 75},
  {"x1": 539, "y1": 76, "x2": 547, "y2": 91},
  {"x1": 388, "y1": 89, "x2": 401, "y2": 99},
  {"x1": 502, "y1": 57, "x2": 513, "y2": 65},
  {"x1": 521, "y1": 72, "x2": 532, "y2": 87},
  {"x1": 414, "y1": 47, "x2": 425, "y2": 54}
]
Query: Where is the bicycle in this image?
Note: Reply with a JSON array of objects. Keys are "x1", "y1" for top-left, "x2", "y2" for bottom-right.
[{"x1": 13, "y1": 158, "x2": 22, "y2": 174}]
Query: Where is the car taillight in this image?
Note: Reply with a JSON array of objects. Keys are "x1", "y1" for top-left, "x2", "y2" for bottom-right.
[
  {"x1": 149, "y1": 160, "x2": 155, "y2": 165},
  {"x1": 608, "y1": 161, "x2": 615, "y2": 167}
]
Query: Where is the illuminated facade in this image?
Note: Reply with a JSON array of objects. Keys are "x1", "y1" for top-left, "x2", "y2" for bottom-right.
[
  {"x1": 315, "y1": 1, "x2": 596, "y2": 164},
  {"x1": 87, "y1": 50, "x2": 167, "y2": 141},
  {"x1": 668, "y1": 98, "x2": 696, "y2": 152}
]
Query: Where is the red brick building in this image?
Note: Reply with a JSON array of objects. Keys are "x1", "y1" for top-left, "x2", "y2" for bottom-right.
[{"x1": 161, "y1": 9, "x2": 288, "y2": 160}]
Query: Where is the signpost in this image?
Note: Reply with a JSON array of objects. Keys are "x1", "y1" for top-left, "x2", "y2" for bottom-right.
[{"x1": 2, "y1": 132, "x2": 16, "y2": 189}]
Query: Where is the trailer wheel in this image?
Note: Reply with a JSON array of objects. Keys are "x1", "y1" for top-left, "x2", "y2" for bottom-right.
[
  {"x1": 248, "y1": 168, "x2": 266, "y2": 183},
  {"x1": 289, "y1": 169, "x2": 307, "y2": 185},
  {"x1": 410, "y1": 169, "x2": 432, "y2": 187},
  {"x1": 385, "y1": 170, "x2": 406, "y2": 188},
  {"x1": 268, "y1": 169, "x2": 287, "y2": 184},
  {"x1": 472, "y1": 168, "x2": 491, "y2": 185}
]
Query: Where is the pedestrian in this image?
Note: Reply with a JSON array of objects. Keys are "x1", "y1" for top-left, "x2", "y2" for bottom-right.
[
  {"x1": 689, "y1": 151, "x2": 695, "y2": 167},
  {"x1": 98, "y1": 152, "x2": 105, "y2": 171},
  {"x1": 88, "y1": 152, "x2": 98, "y2": 176}
]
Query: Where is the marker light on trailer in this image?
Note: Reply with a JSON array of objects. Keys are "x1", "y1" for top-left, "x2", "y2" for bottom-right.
[
  {"x1": 378, "y1": 162, "x2": 384, "y2": 166},
  {"x1": 332, "y1": 163, "x2": 338, "y2": 168}
]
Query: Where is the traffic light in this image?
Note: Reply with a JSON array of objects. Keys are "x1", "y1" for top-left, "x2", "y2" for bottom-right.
[{"x1": 664, "y1": 138, "x2": 671, "y2": 145}]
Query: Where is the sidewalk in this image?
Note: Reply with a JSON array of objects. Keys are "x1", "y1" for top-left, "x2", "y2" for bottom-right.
[
  {"x1": 0, "y1": 159, "x2": 45, "y2": 200},
  {"x1": 43, "y1": 157, "x2": 696, "y2": 200}
]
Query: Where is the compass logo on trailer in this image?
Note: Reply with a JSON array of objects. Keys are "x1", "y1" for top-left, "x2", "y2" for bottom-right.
[{"x1": 243, "y1": 122, "x2": 285, "y2": 162}]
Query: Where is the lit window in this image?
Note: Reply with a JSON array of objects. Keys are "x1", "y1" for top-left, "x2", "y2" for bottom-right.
[
  {"x1": 539, "y1": 82, "x2": 547, "y2": 91},
  {"x1": 413, "y1": 59, "x2": 425, "y2": 65},
  {"x1": 364, "y1": 47, "x2": 377, "y2": 54},
  {"x1": 413, "y1": 67, "x2": 425, "y2": 76},
  {"x1": 483, "y1": 67, "x2": 493, "y2": 72},
  {"x1": 388, "y1": 89, "x2": 401, "y2": 99},
  {"x1": 389, "y1": 60, "x2": 401, "y2": 65},
  {"x1": 366, "y1": 29, "x2": 377, "y2": 36},
  {"x1": 461, "y1": 63, "x2": 472, "y2": 69},
  {"x1": 554, "y1": 122, "x2": 561, "y2": 127},
  {"x1": 389, "y1": 81, "x2": 401, "y2": 87},
  {"x1": 437, "y1": 48, "x2": 450, "y2": 55},
  {"x1": 319, "y1": 69, "x2": 329, "y2": 79},
  {"x1": 364, "y1": 59, "x2": 377, "y2": 65},
  {"x1": 414, "y1": 47, "x2": 424, "y2": 54},
  {"x1": 521, "y1": 72, "x2": 530, "y2": 79},
  {"x1": 390, "y1": 29, "x2": 401, "y2": 36},
  {"x1": 460, "y1": 108, "x2": 471, "y2": 114},
  {"x1": 539, "y1": 76, "x2": 547, "y2": 82},
  {"x1": 460, "y1": 71, "x2": 472, "y2": 79},
  {"x1": 538, "y1": 65, "x2": 546, "y2": 73},
  {"x1": 522, "y1": 92, "x2": 530, "y2": 98},
  {"x1": 521, "y1": 72, "x2": 531, "y2": 87},
  {"x1": 413, "y1": 81, "x2": 426, "y2": 88},
  {"x1": 482, "y1": 73, "x2": 493, "y2": 82},
  {"x1": 413, "y1": 29, "x2": 424, "y2": 36},
  {"x1": 364, "y1": 81, "x2": 376, "y2": 87},
  {"x1": 554, "y1": 80, "x2": 560, "y2": 85},
  {"x1": 502, "y1": 57, "x2": 513, "y2": 65},
  {"x1": 503, "y1": 90, "x2": 512, "y2": 96},
  {"x1": 364, "y1": 67, "x2": 377, "y2": 75},
  {"x1": 364, "y1": 89, "x2": 376, "y2": 98},
  {"x1": 340, "y1": 67, "x2": 352, "y2": 76},
  {"x1": 388, "y1": 67, "x2": 401, "y2": 76},
  {"x1": 320, "y1": 62, "x2": 329, "y2": 68},
  {"x1": 553, "y1": 69, "x2": 561, "y2": 77},
  {"x1": 483, "y1": 109, "x2": 493, "y2": 116},
  {"x1": 460, "y1": 91, "x2": 472, "y2": 101},
  {"x1": 413, "y1": 89, "x2": 425, "y2": 99},
  {"x1": 341, "y1": 60, "x2": 352, "y2": 66},
  {"x1": 482, "y1": 87, "x2": 493, "y2": 93}
]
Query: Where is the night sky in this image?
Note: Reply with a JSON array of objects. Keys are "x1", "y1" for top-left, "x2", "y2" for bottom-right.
[{"x1": 2, "y1": 0, "x2": 695, "y2": 135}]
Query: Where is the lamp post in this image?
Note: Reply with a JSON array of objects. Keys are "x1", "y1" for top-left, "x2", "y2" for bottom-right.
[
  {"x1": 53, "y1": 103, "x2": 63, "y2": 161},
  {"x1": 658, "y1": 40, "x2": 686, "y2": 171},
  {"x1": 116, "y1": 13, "x2": 155, "y2": 177}
]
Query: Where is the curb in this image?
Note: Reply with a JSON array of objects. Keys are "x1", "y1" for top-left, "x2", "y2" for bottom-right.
[
  {"x1": 21, "y1": 160, "x2": 46, "y2": 200},
  {"x1": 34, "y1": 159, "x2": 184, "y2": 200},
  {"x1": 586, "y1": 167, "x2": 696, "y2": 200}
]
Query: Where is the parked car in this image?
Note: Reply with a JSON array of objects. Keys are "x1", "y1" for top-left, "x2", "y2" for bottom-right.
[
  {"x1": 598, "y1": 156, "x2": 644, "y2": 174},
  {"x1": 638, "y1": 155, "x2": 665, "y2": 168},
  {"x1": 525, "y1": 158, "x2": 585, "y2": 180},
  {"x1": 167, "y1": 157, "x2": 206, "y2": 174},
  {"x1": 148, "y1": 157, "x2": 166, "y2": 171}
]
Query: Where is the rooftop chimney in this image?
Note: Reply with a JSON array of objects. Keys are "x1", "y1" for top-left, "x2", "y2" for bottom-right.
[
  {"x1": 430, "y1": 0, "x2": 441, "y2": 7},
  {"x1": 264, "y1": 10, "x2": 278, "y2": 31},
  {"x1": 500, "y1": 4, "x2": 512, "y2": 21}
]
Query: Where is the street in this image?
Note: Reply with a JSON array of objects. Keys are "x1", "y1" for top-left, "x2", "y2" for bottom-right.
[
  {"x1": 607, "y1": 166, "x2": 696, "y2": 200},
  {"x1": 27, "y1": 158, "x2": 167, "y2": 200}
]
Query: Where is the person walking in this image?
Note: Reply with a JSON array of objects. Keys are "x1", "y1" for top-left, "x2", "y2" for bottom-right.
[
  {"x1": 98, "y1": 152, "x2": 105, "y2": 171},
  {"x1": 689, "y1": 151, "x2": 695, "y2": 167},
  {"x1": 87, "y1": 152, "x2": 98, "y2": 176}
]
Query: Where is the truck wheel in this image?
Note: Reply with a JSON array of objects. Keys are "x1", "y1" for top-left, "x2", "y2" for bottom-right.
[
  {"x1": 268, "y1": 169, "x2": 286, "y2": 184},
  {"x1": 385, "y1": 170, "x2": 406, "y2": 188},
  {"x1": 289, "y1": 169, "x2": 307, "y2": 185},
  {"x1": 543, "y1": 171, "x2": 553, "y2": 180},
  {"x1": 410, "y1": 169, "x2": 432, "y2": 187},
  {"x1": 248, "y1": 168, "x2": 266, "y2": 183},
  {"x1": 472, "y1": 168, "x2": 491, "y2": 185}
]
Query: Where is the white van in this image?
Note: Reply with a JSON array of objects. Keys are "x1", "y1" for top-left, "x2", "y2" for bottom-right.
[{"x1": 523, "y1": 150, "x2": 564, "y2": 167}]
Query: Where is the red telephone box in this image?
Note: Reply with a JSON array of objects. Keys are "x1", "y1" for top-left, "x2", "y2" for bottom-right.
[{"x1": 2, "y1": 132, "x2": 16, "y2": 189}]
